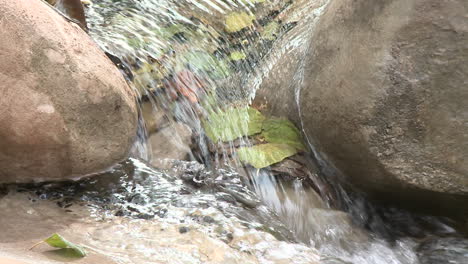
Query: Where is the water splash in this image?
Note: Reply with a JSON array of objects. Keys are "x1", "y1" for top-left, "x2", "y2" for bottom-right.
[{"x1": 44, "y1": 1, "x2": 467, "y2": 263}]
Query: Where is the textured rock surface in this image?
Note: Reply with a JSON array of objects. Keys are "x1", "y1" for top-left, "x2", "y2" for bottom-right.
[
  {"x1": 0, "y1": 191, "x2": 321, "y2": 264},
  {"x1": 0, "y1": 0, "x2": 138, "y2": 183},
  {"x1": 255, "y1": 0, "x2": 468, "y2": 216},
  {"x1": 149, "y1": 122, "x2": 193, "y2": 161}
]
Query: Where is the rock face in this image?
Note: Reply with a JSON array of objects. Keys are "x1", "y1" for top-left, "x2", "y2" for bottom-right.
[
  {"x1": 0, "y1": 0, "x2": 138, "y2": 183},
  {"x1": 255, "y1": 0, "x2": 468, "y2": 216},
  {"x1": 46, "y1": 0, "x2": 88, "y2": 30},
  {"x1": 0, "y1": 188, "x2": 321, "y2": 264},
  {"x1": 149, "y1": 122, "x2": 193, "y2": 162}
]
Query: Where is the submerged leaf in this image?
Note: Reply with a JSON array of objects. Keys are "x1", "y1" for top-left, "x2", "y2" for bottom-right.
[
  {"x1": 230, "y1": 51, "x2": 247, "y2": 61},
  {"x1": 261, "y1": 21, "x2": 279, "y2": 40},
  {"x1": 261, "y1": 119, "x2": 305, "y2": 151},
  {"x1": 237, "y1": 143, "x2": 298, "y2": 169},
  {"x1": 225, "y1": 12, "x2": 255, "y2": 33},
  {"x1": 44, "y1": 233, "x2": 87, "y2": 258},
  {"x1": 203, "y1": 107, "x2": 265, "y2": 142}
]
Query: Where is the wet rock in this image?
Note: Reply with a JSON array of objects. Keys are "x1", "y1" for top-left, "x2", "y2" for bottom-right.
[
  {"x1": 202, "y1": 215, "x2": 216, "y2": 224},
  {"x1": 0, "y1": 258, "x2": 30, "y2": 264},
  {"x1": 46, "y1": 0, "x2": 88, "y2": 30},
  {"x1": 0, "y1": 0, "x2": 138, "y2": 183},
  {"x1": 417, "y1": 237, "x2": 468, "y2": 264},
  {"x1": 255, "y1": 0, "x2": 468, "y2": 217},
  {"x1": 0, "y1": 189, "x2": 320, "y2": 264},
  {"x1": 149, "y1": 122, "x2": 193, "y2": 162},
  {"x1": 179, "y1": 226, "x2": 190, "y2": 234},
  {"x1": 140, "y1": 101, "x2": 169, "y2": 135}
]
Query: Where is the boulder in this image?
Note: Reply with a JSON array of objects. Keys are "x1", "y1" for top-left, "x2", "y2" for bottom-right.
[
  {"x1": 0, "y1": 0, "x2": 138, "y2": 183},
  {"x1": 149, "y1": 122, "x2": 193, "y2": 163},
  {"x1": 254, "y1": 0, "x2": 468, "y2": 216}
]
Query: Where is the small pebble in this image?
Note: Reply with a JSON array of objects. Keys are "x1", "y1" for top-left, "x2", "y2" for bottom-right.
[
  {"x1": 114, "y1": 210, "x2": 125, "y2": 216},
  {"x1": 179, "y1": 226, "x2": 190, "y2": 234},
  {"x1": 203, "y1": 216, "x2": 215, "y2": 224}
]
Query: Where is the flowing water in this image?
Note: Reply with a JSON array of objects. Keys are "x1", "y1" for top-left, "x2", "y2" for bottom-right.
[{"x1": 3, "y1": 1, "x2": 466, "y2": 264}]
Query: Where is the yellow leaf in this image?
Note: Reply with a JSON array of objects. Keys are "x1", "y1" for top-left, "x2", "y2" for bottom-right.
[{"x1": 225, "y1": 12, "x2": 255, "y2": 33}]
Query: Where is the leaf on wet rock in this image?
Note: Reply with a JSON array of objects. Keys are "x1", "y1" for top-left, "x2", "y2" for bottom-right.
[
  {"x1": 225, "y1": 12, "x2": 255, "y2": 33},
  {"x1": 203, "y1": 107, "x2": 265, "y2": 142},
  {"x1": 261, "y1": 21, "x2": 279, "y2": 40},
  {"x1": 230, "y1": 51, "x2": 247, "y2": 61},
  {"x1": 261, "y1": 118, "x2": 306, "y2": 151},
  {"x1": 237, "y1": 143, "x2": 298, "y2": 169},
  {"x1": 44, "y1": 233, "x2": 87, "y2": 258}
]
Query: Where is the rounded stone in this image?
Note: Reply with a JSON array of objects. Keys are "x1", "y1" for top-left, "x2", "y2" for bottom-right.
[{"x1": 0, "y1": 0, "x2": 138, "y2": 183}]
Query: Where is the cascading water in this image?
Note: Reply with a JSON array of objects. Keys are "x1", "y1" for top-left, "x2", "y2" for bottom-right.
[
  {"x1": 3, "y1": 1, "x2": 465, "y2": 264},
  {"x1": 82, "y1": 0, "x2": 466, "y2": 263}
]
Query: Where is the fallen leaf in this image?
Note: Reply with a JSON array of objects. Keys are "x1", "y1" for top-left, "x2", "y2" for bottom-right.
[
  {"x1": 203, "y1": 107, "x2": 265, "y2": 142},
  {"x1": 230, "y1": 51, "x2": 247, "y2": 61},
  {"x1": 261, "y1": 118, "x2": 306, "y2": 151},
  {"x1": 43, "y1": 233, "x2": 87, "y2": 258},
  {"x1": 261, "y1": 21, "x2": 279, "y2": 40},
  {"x1": 237, "y1": 143, "x2": 298, "y2": 169},
  {"x1": 225, "y1": 12, "x2": 255, "y2": 33}
]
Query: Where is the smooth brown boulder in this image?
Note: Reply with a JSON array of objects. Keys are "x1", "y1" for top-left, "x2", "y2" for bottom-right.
[
  {"x1": 0, "y1": 0, "x2": 138, "y2": 183},
  {"x1": 255, "y1": 0, "x2": 468, "y2": 216}
]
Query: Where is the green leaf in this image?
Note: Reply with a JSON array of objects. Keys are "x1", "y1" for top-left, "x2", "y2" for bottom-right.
[
  {"x1": 203, "y1": 107, "x2": 265, "y2": 142},
  {"x1": 261, "y1": 21, "x2": 279, "y2": 40},
  {"x1": 230, "y1": 51, "x2": 247, "y2": 61},
  {"x1": 237, "y1": 143, "x2": 298, "y2": 169},
  {"x1": 225, "y1": 12, "x2": 255, "y2": 33},
  {"x1": 261, "y1": 119, "x2": 305, "y2": 151},
  {"x1": 44, "y1": 233, "x2": 87, "y2": 258}
]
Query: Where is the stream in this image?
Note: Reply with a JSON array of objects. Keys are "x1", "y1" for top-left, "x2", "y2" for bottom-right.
[{"x1": 1, "y1": 1, "x2": 466, "y2": 264}]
